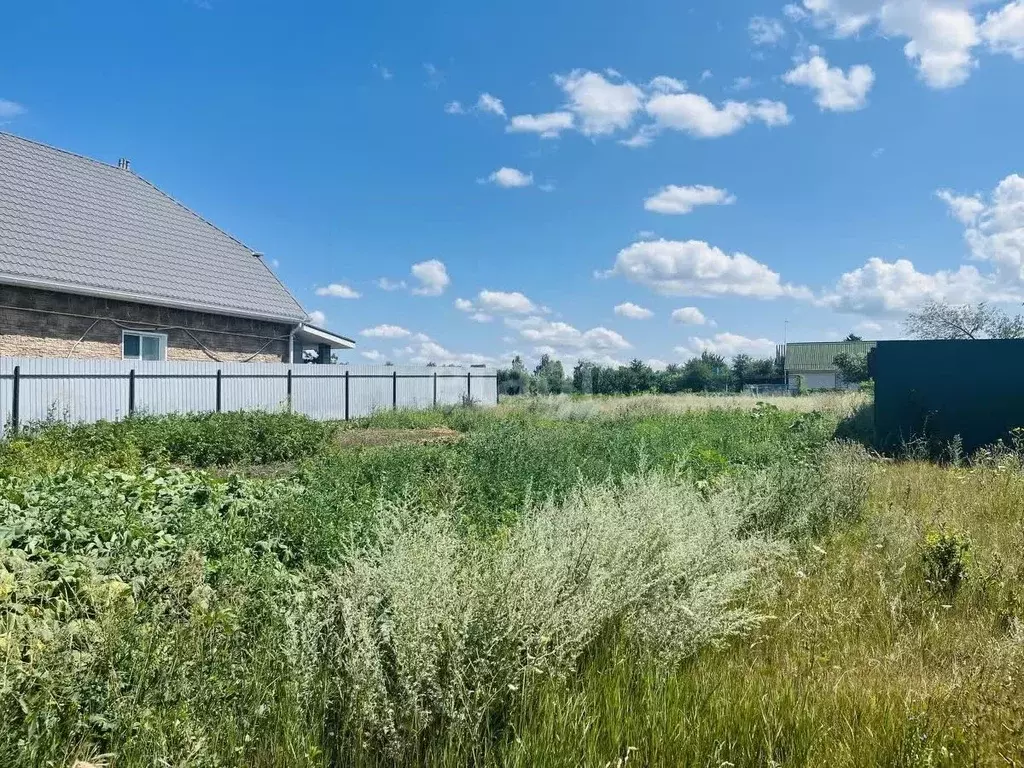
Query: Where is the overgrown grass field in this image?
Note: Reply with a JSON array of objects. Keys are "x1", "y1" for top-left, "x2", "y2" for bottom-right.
[{"x1": 2, "y1": 394, "x2": 1022, "y2": 766}]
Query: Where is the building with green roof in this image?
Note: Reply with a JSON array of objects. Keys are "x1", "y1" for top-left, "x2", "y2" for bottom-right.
[{"x1": 784, "y1": 340, "x2": 877, "y2": 390}]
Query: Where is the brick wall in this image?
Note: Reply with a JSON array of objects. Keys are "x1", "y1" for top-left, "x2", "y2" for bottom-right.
[{"x1": 0, "y1": 285, "x2": 293, "y2": 363}]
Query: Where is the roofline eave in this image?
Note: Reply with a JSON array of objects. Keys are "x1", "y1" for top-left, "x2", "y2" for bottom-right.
[
  {"x1": 0, "y1": 274, "x2": 307, "y2": 325},
  {"x1": 295, "y1": 323, "x2": 356, "y2": 349}
]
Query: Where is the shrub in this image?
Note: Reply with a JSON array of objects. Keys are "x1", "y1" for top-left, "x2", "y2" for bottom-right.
[
  {"x1": 320, "y1": 471, "x2": 783, "y2": 758},
  {"x1": 1, "y1": 411, "x2": 335, "y2": 469},
  {"x1": 922, "y1": 528, "x2": 973, "y2": 597}
]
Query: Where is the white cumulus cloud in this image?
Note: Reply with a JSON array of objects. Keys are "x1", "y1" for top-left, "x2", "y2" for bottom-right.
[
  {"x1": 648, "y1": 75, "x2": 688, "y2": 93},
  {"x1": 936, "y1": 189, "x2": 986, "y2": 225},
  {"x1": 614, "y1": 302, "x2": 654, "y2": 319},
  {"x1": 982, "y1": 1, "x2": 1024, "y2": 58},
  {"x1": 644, "y1": 184, "x2": 737, "y2": 215},
  {"x1": 820, "y1": 174, "x2": 1024, "y2": 316},
  {"x1": 478, "y1": 290, "x2": 542, "y2": 314},
  {"x1": 487, "y1": 167, "x2": 534, "y2": 188},
  {"x1": 306, "y1": 310, "x2": 327, "y2": 326},
  {"x1": 671, "y1": 307, "x2": 710, "y2": 325},
  {"x1": 555, "y1": 69, "x2": 645, "y2": 136},
  {"x1": 646, "y1": 92, "x2": 792, "y2": 138},
  {"x1": 506, "y1": 112, "x2": 575, "y2": 138},
  {"x1": 819, "y1": 257, "x2": 995, "y2": 315},
  {"x1": 518, "y1": 317, "x2": 632, "y2": 350},
  {"x1": 786, "y1": 0, "x2": 1016, "y2": 89},
  {"x1": 676, "y1": 332, "x2": 777, "y2": 360},
  {"x1": 619, "y1": 125, "x2": 659, "y2": 149},
  {"x1": 496, "y1": 67, "x2": 795, "y2": 147},
  {"x1": 604, "y1": 239, "x2": 809, "y2": 299},
  {"x1": 410, "y1": 259, "x2": 450, "y2": 296},
  {"x1": 783, "y1": 55, "x2": 875, "y2": 111},
  {"x1": 315, "y1": 283, "x2": 361, "y2": 299},
  {"x1": 477, "y1": 92, "x2": 506, "y2": 116},
  {"x1": 360, "y1": 324, "x2": 412, "y2": 338},
  {"x1": 408, "y1": 340, "x2": 494, "y2": 366},
  {"x1": 955, "y1": 174, "x2": 1024, "y2": 287}
]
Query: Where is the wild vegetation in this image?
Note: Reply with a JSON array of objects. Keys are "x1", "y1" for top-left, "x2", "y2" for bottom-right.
[{"x1": 2, "y1": 394, "x2": 1023, "y2": 766}]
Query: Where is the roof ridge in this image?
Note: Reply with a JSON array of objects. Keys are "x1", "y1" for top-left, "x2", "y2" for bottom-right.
[
  {"x1": 0, "y1": 130, "x2": 122, "y2": 172},
  {"x1": 0, "y1": 130, "x2": 309, "y2": 323},
  {"x1": 1, "y1": 130, "x2": 305, "y2": 318},
  {"x1": 132, "y1": 174, "x2": 307, "y2": 316},
  {"x1": 0, "y1": 131, "x2": 258, "y2": 253}
]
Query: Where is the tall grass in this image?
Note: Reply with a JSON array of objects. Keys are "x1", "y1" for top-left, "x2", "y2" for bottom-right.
[
  {"x1": 17, "y1": 403, "x2": 1023, "y2": 766},
  {"x1": 500, "y1": 391, "x2": 868, "y2": 420},
  {"x1": 0, "y1": 407, "x2": 866, "y2": 766},
  {"x1": 473, "y1": 458, "x2": 1024, "y2": 767},
  {"x1": 321, "y1": 472, "x2": 785, "y2": 763}
]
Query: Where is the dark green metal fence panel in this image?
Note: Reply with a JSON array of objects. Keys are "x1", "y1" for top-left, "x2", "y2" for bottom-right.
[{"x1": 873, "y1": 339, "x2": 1024, "y2": 453}]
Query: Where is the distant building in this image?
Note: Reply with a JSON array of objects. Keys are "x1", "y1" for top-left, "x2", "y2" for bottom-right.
[{"x1": 784, "y1": 340, "x2": 877, "y2": 390}]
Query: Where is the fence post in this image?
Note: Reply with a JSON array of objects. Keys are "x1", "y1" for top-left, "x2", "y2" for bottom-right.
[
  {"x1": 466, "y1": 371, "x2": 471, "y2": 403},
  {"x1": 344, "y1": 370, "x2": 350, "y2": 421},
  {"x1": 128, "y1": 369, "x2": 136, "y2": 417},
  {"x1": 392, "y1": 371, "x2": 398, "y2": 411},
  {"x1": 11, "y1": 365, "x2": 20, "y2": 435},
  {"x1": 286, "y1": 369, "x2": 293, "y2": 413},
  {"x1": 215, "y1": 369, "x2": 222, "y2": 413},
  {"x1": 433, "y1": 371, "x2": 437, "y2": 407},
  {"x1": 495, "y1": 375, "x2": 500, "y2": 405}
]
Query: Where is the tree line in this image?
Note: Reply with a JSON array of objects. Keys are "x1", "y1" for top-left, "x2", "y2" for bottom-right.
[
  {"x1": 498, "y1": 352, "x2": 785, "y2": 396},
  {"x1": 497, "y1": 301, "x2": 1024, "y2": 397}
]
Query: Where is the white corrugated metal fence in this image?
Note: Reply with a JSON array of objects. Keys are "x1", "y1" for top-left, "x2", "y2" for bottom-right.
[{"x1": 0, "y1": 358, "x2": 498, "y2": 435}]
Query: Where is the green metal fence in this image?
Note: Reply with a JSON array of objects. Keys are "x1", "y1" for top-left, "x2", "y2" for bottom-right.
[{"x1": 871, "y1": 339, "x2": 1024, "y2": 453}]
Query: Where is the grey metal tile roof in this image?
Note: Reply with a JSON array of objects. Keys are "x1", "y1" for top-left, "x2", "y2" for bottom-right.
[{"x1": 0, "y1": 132, "x2": 307, "y2": 322}]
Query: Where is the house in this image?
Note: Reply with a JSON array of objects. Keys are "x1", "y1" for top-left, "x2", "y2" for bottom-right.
[
  {"x1": 784, "y1": 340, "x2": 876, "y2": 390},
  {"x1": 0, "y1": 132, "x2": 353, "y2": 363}
]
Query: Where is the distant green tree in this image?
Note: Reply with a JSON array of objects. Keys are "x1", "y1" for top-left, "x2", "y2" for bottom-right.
[
  {"x1": 731, "y1": 354, "x2": 752, "y2": 389},
  {"x1": 627, "y1": 359, "x2": 654, "y2": 393},
  {"x1": 658, "y1": 363, "x2": 685, "y2": 394},
  {"x1": 533, "y1": 354, "x2": 566, "y2": 394},
  {"x1": 845, "y1": 333, "x2": 864, "y2": 342},
  {"x1": 497, "y1": 355, "x2": 530, "y2": 395},
  {"x1": 833, "y1": 352, "x2": 870, "y2": 384},
  {"x1": 681, "y1": 352, "x2": 729, "y2": 392},
  {"x1": 572, "y1": 359, "x2": 593, "y2": 394}
]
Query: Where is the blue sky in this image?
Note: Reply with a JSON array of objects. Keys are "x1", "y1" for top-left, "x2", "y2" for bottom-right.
[{"x1": 3, "y1": 0, "x2": 1024, "y2": 368}]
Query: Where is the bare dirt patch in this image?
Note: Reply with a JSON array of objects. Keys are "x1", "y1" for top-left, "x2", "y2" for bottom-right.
[{"x1": 335, "y1": 427, "x2": 464, "y2": 448}]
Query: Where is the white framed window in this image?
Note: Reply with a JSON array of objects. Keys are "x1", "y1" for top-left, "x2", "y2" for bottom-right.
[{"x1": 122, "y1": 331, "x2": 167, "y2": 361}]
